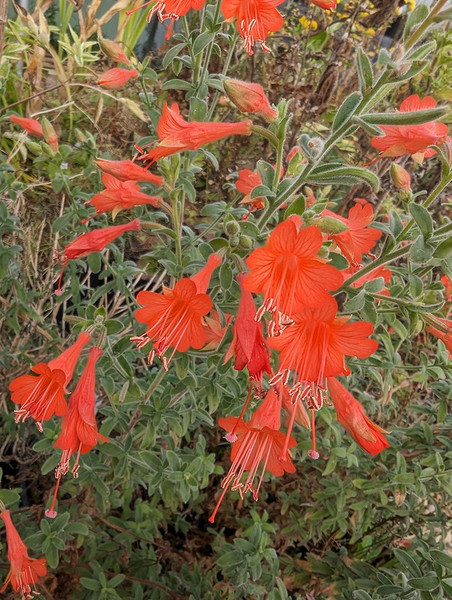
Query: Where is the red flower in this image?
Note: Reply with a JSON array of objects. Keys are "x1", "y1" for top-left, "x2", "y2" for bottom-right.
[
  {"x1": 269, "y1": 298, "x2": 377, "y2": 386},
  {"x1": 223, "y1": 79, "x2": 277, "y2": 121},
  {"x1": 280, "y1": 382, "x2": 310, "y2": 429},
  {"x1": 440, "y1": 275, "x2": 451, "y2": 303},
  {"x1": 371, "y1": 95, "x2": 449, "y2": 162},
  {"x1": 46, "y1": 347, "x2": 107, "y2": 518},
  {"x1": 323, "y1": 199, "x2": 381, "y2": 265},
  {"x1": 9, "y1": 332, "x2": 91, "y2": 431},
  {"x1": 56, "y1": 219, "x2": 141, "y2": 295},
  {"x1": 139, "y1": 103, "x2": 252, "y2": 164},
  {"x1": 308, "y1": 0, "x2": 336, "y2": 10},
  {"x1": 133, "y1": 254, "x2": 221, "y2": 369},
  {"x1": 97, "y1": 67, "x2": 138, "y2": 89},
  {"x1": 208, "y1": 387, "x2": 296, "y2": 523},
  {"x1": 96, "y1": 158, "x2": 164, "y2": 186},
  {"x1": 428, "y1": 318, "x2": 452, "y2": 357},
  {"x1": 10, "y1": 115, "x2": 43, "y2": 138},
  {"x1": 224, "y1": 274, "x2": 272, "y2": 388},
  {"x1": 328, "y1": 377, "x2": 389, "y2": 455},
  {"x1": 202, "y1": 310, "x2": 232, "y2": 351},
  {"x1": 268, "y1": 298, "x2": 377, "y2": 459},
  {"x1": 221, "y1": 0, "x2": 285, "y2": 55},
  {"x1": 127, "y1": 1, "x2": 206, "y2": 38},
  {"x1": 0, "y1": 510, "x2": 47, "y2": 599},
  {"x1": 236, "y1": 169, "x2": 265, "y2": 211},
  {"x1": 84, "y1": 174, "x2": 161, "y2": 222},
  {"x1": 243, "y1": 217, "x2": 343, "y2": 324}
]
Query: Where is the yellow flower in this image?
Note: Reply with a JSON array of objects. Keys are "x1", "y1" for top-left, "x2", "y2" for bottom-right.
[{"x1": 298, "y1": 16, "x2": 318, "y2": 31}]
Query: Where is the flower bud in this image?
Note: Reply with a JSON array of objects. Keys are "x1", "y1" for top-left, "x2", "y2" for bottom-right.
[
  {"x1": 239, "y1": 235, "x2": 253, "y2": 249},
  {"x1": 41, "y1": 118, "x2": 59, "y2": 152},
  {"x1": 390, "y1": 163, "x2": 411, "y2": 192},
  {"x1": 224, "y1": 220, "x2": 240, "y2": 236},
  {"x1": 98, "y1": 37, "x2": 131, "y2": 65},
  {"x1": 25, "y1": 141, "x2": 43, "y2": 155},
  {"x1": 313, "y1": 216, "x2": 349, "y2": 234},
  {"x1": 223, "y1": 79, "x2": 277, "y2": 122},
  {"x1": 287, "y1": 145, "x2": 301, "y2": 163}
]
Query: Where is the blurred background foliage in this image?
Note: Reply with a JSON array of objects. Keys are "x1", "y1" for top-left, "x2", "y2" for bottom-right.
[{"x1": 0, "y1": 0, "x2": 451, "y2": 599}]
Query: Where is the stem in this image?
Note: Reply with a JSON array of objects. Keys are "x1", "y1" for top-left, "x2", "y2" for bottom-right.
[
  {"x1": 395, "y1": 172, "x2": 452, "y2": 244},
  {"x1": 404, "y1": 0, "x2": 448, "y2": 50},
  {"x1": 206, "y1": 30, "x2": 239, "y2": 121},
  {"x1": 272, "y1": 137, "x2": 284, "y2": 192},
  {"x1": 251, "y1": 125, "x2": 279, "y2": 147},
  {"x1": 197, "y1": 0, "x2": 222, "y2": 93},
  {"x1": 339, "y1": 245, "x2": 412, "y2": 291}
]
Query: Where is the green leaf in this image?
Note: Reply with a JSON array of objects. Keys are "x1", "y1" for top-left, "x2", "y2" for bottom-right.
[
  {"x1": 360, "y1": 106, "x2": 448, "y2": 126},
  {"x1": 80, "y1": 578, "x2": 102, "y2": 591},
  {"x1": 192, "y1": 32, "x2": 215, "y2": 56},
  {"x1": 162, "y1": 79, "x2": 193, "y2": 91},
  {"x1": 376, "y1": 585, "x2": 404, "y2": 595},
  {"x1": 162, "y1": 43, "x2": 186, "y2": 69},
  {"x1": 410, "y1": 235, "x2": 434, "y2": 263},
  {"x1": 284, "y1": 195, "x2": 306, "y2": 218},
  {"x1": 333, "y1": 92, "x2": 362, "y2": 132},
  {"x1": 404, "y1": 3, "x2": 429, "y2": 42},
  {"x1": 353, "y1": 592, "x2": 374, "y2": 600},
  {"x1": 409, "y1": 204, "x2": 433, "y2": 239},
  {"x1": 394, "y1": 548, "x2": 422, "y2": 577},
  {"x1": 250, "y1": 185, "x2": 275, "y2": 200},
  {"x1": 356, "y1": 47, "x2": 374, "y2": 92},
  {"x1": 433, "y1": 236, "x2": 452, "y2": 259},
  {"x1": 308, "y1": 165, "x2": 379, "y2": 192},
  {"x1": 407, "y1": 576, "x2": 439, "y2": 591},
  {"x1": 430, "y1": 550, "x2": 452, "y2": 570},
  {"x1": 0, "y1": 489, "x2": 21, "y2": 505},
  {"x1": 344, "y1": 289, "x2": 366, "y2": 312}
]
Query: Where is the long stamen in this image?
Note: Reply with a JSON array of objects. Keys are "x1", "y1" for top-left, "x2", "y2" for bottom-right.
[
  {"x1": 279, "y1": 400, "x2": 298, "y2": 462},
  {"x1": 45, "y1": 472, "x2": 62, "y2": 519},
  {"x1": 307, "y1": 410, "x2": 319, "y2": 460},
  {"x1": 226, "y1": 382, "x2": 254, "y2": 442}
]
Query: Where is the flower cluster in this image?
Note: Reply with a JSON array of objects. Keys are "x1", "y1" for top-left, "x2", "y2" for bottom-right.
[{"x1": 9, "y1": 334, "x2": 108, "y2": 519}]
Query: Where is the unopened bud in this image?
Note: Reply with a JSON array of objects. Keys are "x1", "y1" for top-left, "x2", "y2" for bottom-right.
[
  {"x1": 239, "y1": 235, "x2": 253, "y2": 249},
  {"x1": 229, "y1": 235, "x2": 240, "y2": 247},
  {"x1": 223, "y1": 79, "x2": 277, "y2": 122},
  {"x1": 75, "y1": 128, "x2": 87, "y2": 144},
  {"x1": 299, "y1": 134, "x2": 324, "y2": 159},
  {"x1": 41, "y1": 118, "x2": 59, "y2": 152},
  {"x1": 287, "y1": 145, "x2": 301, "y2": 163},
  {"x1": 313, "y1": 215, "x2": 348, "y2": 234},
  {"x1": 25, "y1": 141, "x2": 43, "y2": 155},
  {"x1": 41, "y1": 142, "x2": 56, "y2": 157},
  {"x1": 98, "y1": 37, "x2": 131, "y2": 65},
  {"x1": 224, "y1": 220, "x2": 240, "y2": 236},
  {"x1": 390, "y1": 163, "x2": 411, "y2": 192}
]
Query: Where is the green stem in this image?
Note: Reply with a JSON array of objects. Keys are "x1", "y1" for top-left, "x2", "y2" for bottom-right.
[
  {"x1": 183, "y1": 16, "x2": 197, "y2": 83},
  {"x1": 197, "y1": 0, "x2": 222, "y2": 93},
  {"x1": 404, "y1": 0, "x2": 448, "y2": 50},
  {"x1": 395, "y1": 173, "x2": 452, "y2": 244},
  {"x1": 339, "y1": 245, "x2": 412, "y2": 291},
  {"x1": 206, "y1": 30, "x2": 239, "y2": 121},
  {"x1": 251, "y1": 125, "x2": 279, "y2": 147}
]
